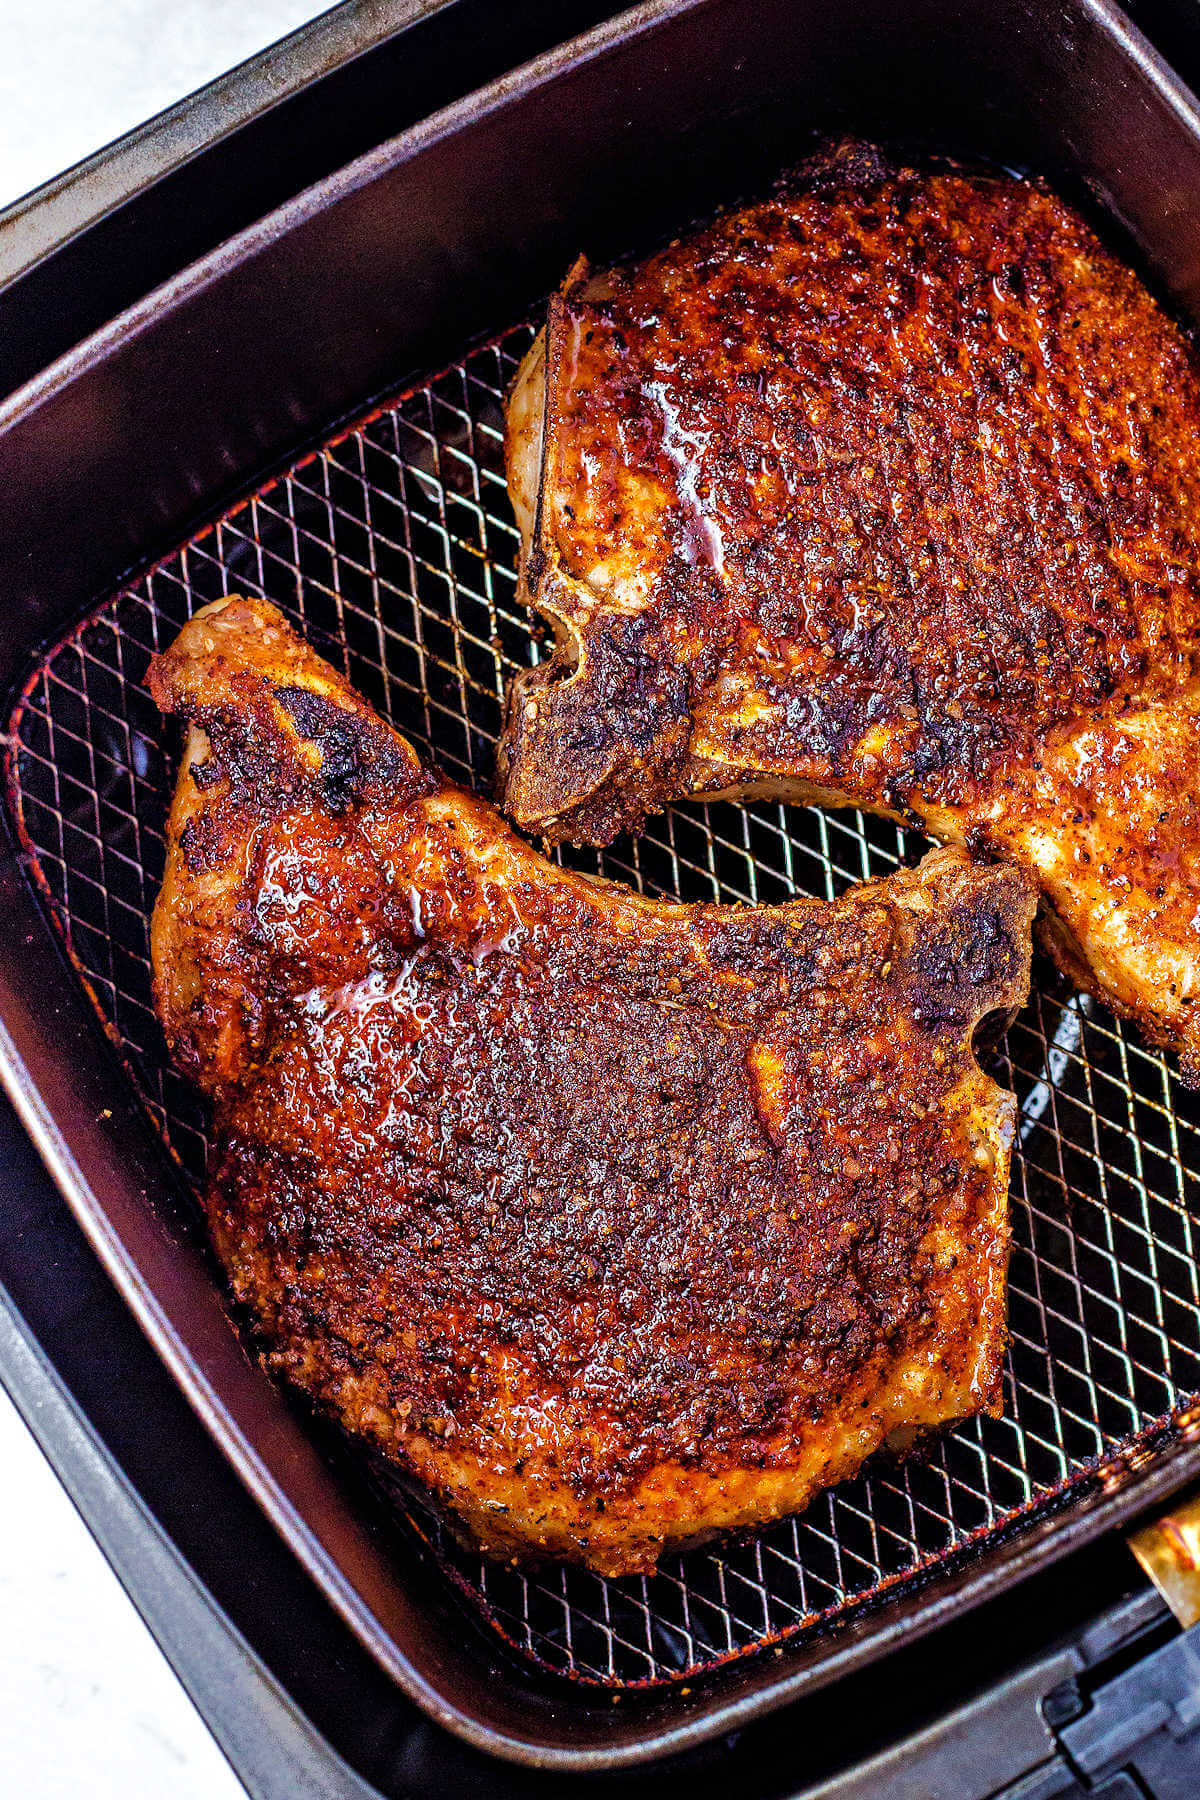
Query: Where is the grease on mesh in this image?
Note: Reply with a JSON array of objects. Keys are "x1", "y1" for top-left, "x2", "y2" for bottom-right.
[{"x1": 9, "y1": 321, "x2": 1200, "y2": 1687}]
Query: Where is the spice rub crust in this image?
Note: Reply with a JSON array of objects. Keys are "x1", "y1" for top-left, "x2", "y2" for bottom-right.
[
  {"x1": 498, "y1": 141, "x2": 1200, "y2": 1068},
  {"x1": 151, "y1": 595, "x2": 1033, "y2": 1573}
]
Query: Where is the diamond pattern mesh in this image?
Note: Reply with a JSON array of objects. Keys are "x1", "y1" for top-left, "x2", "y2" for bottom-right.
[{"x1": 7, "y1": 320, "x2": 1200, "y2": 1688}]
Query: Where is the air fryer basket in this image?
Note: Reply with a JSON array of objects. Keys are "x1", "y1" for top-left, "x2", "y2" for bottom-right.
[
  {"x1": 4, "y1": 0, "x2": 1200, "y2": 1768},
  {"x1": 9, "y1": 311, "x2": 1200, "y2": 1694}
]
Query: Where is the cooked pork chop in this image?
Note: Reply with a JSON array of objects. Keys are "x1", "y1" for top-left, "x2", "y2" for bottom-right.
[
  {"x1": 150, "y1": 595, "x2": 1032, "y2": 1575},
  {"x1": 498, "y1": 142, "x2": 1200, "y2": 1071}
]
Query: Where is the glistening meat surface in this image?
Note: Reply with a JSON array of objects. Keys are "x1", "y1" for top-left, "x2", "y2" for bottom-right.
[
  {"x1": 497, "y1": 141, "x2": 1200, "y2": 1071},
  {"x1": 150, "y1": 595, "x2": 1032, "y2": 1574}
]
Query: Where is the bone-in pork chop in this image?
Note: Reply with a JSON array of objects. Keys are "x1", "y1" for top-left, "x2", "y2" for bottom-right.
[
  {"x1": 497, "y1": 142, "x2": 1200, "y2": 1071},
  {"x1": 150, "y1": 595, "x2": 1032, "y2": 1574}
]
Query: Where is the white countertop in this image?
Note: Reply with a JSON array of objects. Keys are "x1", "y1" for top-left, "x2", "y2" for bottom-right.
[
  {"x1": 0, "y1": 0, "x2": 328, "y2": 207},
  {"x1": 0, "y1": 9, "x2": 334, "y2": 1794},
  {"x1": 0, "y1": 1382, "x2": 245, "y2": 1799}
]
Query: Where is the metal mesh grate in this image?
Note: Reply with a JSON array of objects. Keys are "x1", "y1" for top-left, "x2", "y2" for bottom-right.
[{"x1": 8, "y1": 319, "x2": 1200, "y2": 1689}]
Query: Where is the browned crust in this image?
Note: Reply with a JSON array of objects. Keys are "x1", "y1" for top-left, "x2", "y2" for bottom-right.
[
  {"x1": 150, "y1": 596, "x2": 1034, "y2": 1573},
  {"x1": 496, "y1": 139, "x2": 1200, "y2": 1066}
]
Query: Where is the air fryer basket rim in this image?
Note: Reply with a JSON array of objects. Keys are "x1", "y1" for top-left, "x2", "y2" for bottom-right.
[
  {"x1": 3, "y1": 0, "x2": 1200, "y2": 1770},
  {"x1": 0, "y1": 0, "x2": 454, "y2": 291},
  {"x1": 0, "y1": 0, "x2": 687, "y2": 444}
]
